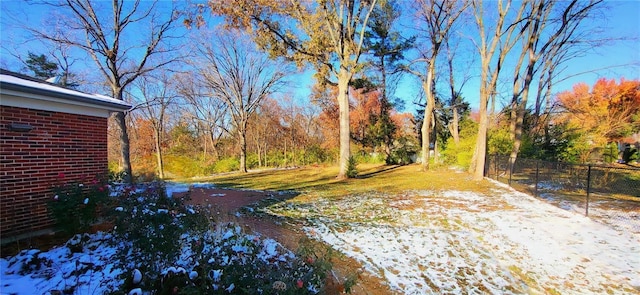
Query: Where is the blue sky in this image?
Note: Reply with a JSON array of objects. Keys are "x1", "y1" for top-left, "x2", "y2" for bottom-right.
[{"x1": 1, "y1": 0, "x2": 638, "y2": 114}]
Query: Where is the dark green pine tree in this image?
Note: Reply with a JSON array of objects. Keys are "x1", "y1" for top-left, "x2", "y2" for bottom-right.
[
  {"x1": 364, "y1": 0, "x2": 414, "y2": 164},
  {"x1": 25, "y1": 52, "x2": 58, "y2": 80}
]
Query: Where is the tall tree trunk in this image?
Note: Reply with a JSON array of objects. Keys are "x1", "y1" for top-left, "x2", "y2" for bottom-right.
[
  {"x1": 508, "y1": 86, "x2": 527, "y2": 171},
  {"x1": 257, "y1": 144, "x2": 263, "y2": 167},
  {"x1": 209, "y1": 131, "x2": 220, "y2": 160},
  {"x1": 154, "y1": 127, "x2": 165, "y2": 179},
  {"x1": 447, "y1": 46, "x2": 460, "y2": 144},
  {"x1": 470, "y1": 56, "x2": 493, "y2": 179},
  {"x1": 509, "y1": 52, "x2": 537, "y2": 170},
  {"x1": 337, "y1": 68, "x2": 352, "y2": 179},
  {"x1": 432, "y1": 113, "x2": 438, "y2": 165},
  {"x1": 472, "y1": 89, "x2": 489, "y2": 180},
  {"x1": 114, "y1": 112, "x2": 132, "y2": 183},
  {"x1": 203, "y1": 128, "x2": 208, "y2": 161},
  {"x1": 509, "y1": 47, "x2": 526, "y2": 141},
  {"x1": 239, "y1": 129, "x2": 248, "y2": 173},
  {"x1": 451, "y1": 109, "x2": 460, "y2": 144},
  {"x1": 421, "y1": 64, "x2": 435, "y2": 171},
  {"x1": 284, "y1": 140, "x2": 288, "y2": 167}
]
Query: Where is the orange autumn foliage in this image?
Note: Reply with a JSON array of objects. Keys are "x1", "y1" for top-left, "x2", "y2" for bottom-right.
[
  {"x1": 316, "y1": 86, "x2": 410, "y2": 150},
  {"x1": 556, "y1": 78, "x2": 640, "y2": 146},
  {"x1": 351, "y1": 89, "x2": 383, "y2": 144},
  {"x1": 391, "y1": 112, "x2": 416, "y2": 138}
]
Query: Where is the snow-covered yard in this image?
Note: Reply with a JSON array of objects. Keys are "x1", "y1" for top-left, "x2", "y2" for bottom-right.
[
  {"x1": 2, "y1": 179, "x2": 639, "y2": 294},
  {"x1": 264, "y1": 180, "x2": 640, "y2": 294}
]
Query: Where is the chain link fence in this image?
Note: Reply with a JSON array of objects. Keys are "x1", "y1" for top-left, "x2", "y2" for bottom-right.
[{"x1": 487, "y1": 155, "x2": 640, "y2": 234}]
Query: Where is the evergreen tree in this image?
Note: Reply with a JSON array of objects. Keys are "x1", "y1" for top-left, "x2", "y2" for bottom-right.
[
  {"x1": 364, "y1": 0, "x2": 414, "y2": 164},
  {"x1": 25, "y1": 52, "x2": 58, "y2": 80}
]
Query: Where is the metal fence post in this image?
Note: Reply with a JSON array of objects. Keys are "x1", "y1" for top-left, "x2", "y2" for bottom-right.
[
  {"x1": 535, "y1": 159, "x2": 539, "y2": 197},
  {"x1": 586, "y1": 164, "x2": 591, "y2": 216}
]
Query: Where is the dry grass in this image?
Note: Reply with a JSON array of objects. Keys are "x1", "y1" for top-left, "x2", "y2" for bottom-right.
[
  {"x1": 185, "y1": 164, "x2": 497, "y2": 199},
  {"x1": 181, "y1": 164, "x2": 512, "y2": 294}
]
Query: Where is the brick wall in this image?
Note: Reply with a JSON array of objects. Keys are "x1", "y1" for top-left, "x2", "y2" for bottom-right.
[{"x1": 0, "y1": 105, "x2": 109, "y2": 238}]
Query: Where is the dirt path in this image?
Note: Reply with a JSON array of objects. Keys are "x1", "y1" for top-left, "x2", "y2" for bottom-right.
[{"x1": 177, "y1": 187, "x2": 395, "y2": 295}]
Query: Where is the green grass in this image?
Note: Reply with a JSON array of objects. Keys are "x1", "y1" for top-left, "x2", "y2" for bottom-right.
[{"x1": 182, "y1": 164, "x2": 497, "y2": 199}]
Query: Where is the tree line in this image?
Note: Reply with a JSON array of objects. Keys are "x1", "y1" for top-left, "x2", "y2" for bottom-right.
[{"x1": 5, "y1": 0, "x2": 638, "y2": 182}]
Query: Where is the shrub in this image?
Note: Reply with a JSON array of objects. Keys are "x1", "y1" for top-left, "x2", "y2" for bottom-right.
[
  {"x1": 246, "y1": 153, "x2": 261, "y2": 169},
  {"x1": 353, "y1": 149, "x2": 385, "y2": 164},
  {"x1": 108, "y1": 182, "x2": 327, "y2": 294},
  {"x1": 441, "y1": 119, "x2": 477, "y2": 169},
  {"x1": 164, "y1": 155, "x2": 214, "y2": 178},
  {"x1": 346, "y1": 156, "x2": 358, "y2": 178},
  {"x1": 388, "y1": 136, "x2": 419, "y2": 165},
  {"x1": 110, "y1": 183, "x2": 206, "y2": 282},
  {"x1": 441, "y1": 136, "x2": 476, "y2": 169},
  {"x1": 488, "y1": 126, "x2": 513, "y2": 156},
  {"x1": 213, "y1": 157, "x2": 240, "y2": 173},
  {"x1": 302, "y1": 145, "x2": 330, "y2": 165},
  {"x1": 47, "y1": 175, "x2": 110, "y2": 235}
]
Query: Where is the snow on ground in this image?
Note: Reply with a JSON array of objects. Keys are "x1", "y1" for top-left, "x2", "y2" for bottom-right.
[
  {"x1": 3, "y1": 182, "x2": 639, "y2": 294},
  {"x1": 0, "y1": 184, "x2": 304, "y2": 294},
  {"x1": 268, "y1": 182, "x2": 640, "y2": 294},
  {"x1": 1, "y1": 233, "x2": 121, "y2": 294},
  {"x1": 526, "y1": 179, "x2": 640, "y2": 234}
]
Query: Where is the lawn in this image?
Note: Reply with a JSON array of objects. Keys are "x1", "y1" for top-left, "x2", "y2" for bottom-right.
[
  {"x1": 188, "y1": 164, "x2": 640, "y2": 294},
  {"x1": 187, "y1": 164, "x2": 497, "y2": 195},
  {"x1": 2, "y1": 164, "x2": 639, "y2": 294}
]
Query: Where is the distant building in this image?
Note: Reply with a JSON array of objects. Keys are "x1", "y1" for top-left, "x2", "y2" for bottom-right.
[
  {"x1": 0, "y1": 69, "x2": 130, "y2": 243},
  {"x1": 618, "y1": 134, "x2": 640, "y2": 164}
]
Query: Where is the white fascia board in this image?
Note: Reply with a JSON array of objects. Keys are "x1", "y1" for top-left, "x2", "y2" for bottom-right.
[
  {"x1": 1, "y1": 91, "x2": 114, "y2": 118},
  {"x1": 0, "y1": 73, "x2": 131, "y2": 111}
]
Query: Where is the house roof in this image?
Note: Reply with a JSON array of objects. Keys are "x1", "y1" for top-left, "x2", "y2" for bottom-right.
[{"x1": 0, "y1": 69, "x2": 131, "y2": 113}]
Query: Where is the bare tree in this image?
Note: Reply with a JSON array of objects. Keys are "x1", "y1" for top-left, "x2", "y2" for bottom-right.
[
  {"x1": 468, "y1": 0, "x2": 528, "y2": 180},
  {"x1": 208, "y1": 0, "x2": 377, "y2": 179},
  {"x1": 444, "y1": 36, "x2": 473, "y2": 145},
  {"x1": 131, "y1": 72, "x2": 179, "y2": 179},
  {"x1": 408, "y1": 0, "x2": 470, "y2": 171},
  {"x1": 177, "y1": 72, "x2": 229, "y2": 162},
  {"x1": 507, "y1": 0, "x2": 603, "y2": 170},
  {"x1": 194, "y1": 30, "x2": 289, "y2": 173},
  {"x1": 27, "y1": 0, "x2": 184, "y2": 183}
]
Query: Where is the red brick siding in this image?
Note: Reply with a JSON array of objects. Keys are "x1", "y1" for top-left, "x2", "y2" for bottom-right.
[{"x1": 0, "y1": 105, "x2": 109, "y2": 237}]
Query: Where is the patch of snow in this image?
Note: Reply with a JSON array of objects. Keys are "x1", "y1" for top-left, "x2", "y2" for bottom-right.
[
  {"x1": 222, "y1": 229, "x2": 234, "y2": 240},
  {"x1": 164, "y1": 182, "x2": 190, "y2": 198},
  {"x1": 1, "y1": 216, "x2": 313, "y2": 294},
  {"x1": 132, "y1": 269, "x2": 142, "y2": 284},
  {"x1": 1, "y1": 232, "x2": 121, "y2": 294},
  {"x1": 225, "y1": 283, "x2": 235, "y2": 292},
  {"x1": 302, "y1": 185, "x2": 640, "y2": 294},
  {"x1": 191, "y1": 183, "x2": 217, "y2": 189},
  {"x1": 209, "y1": 269, "x2": 222, "y2": 282}
]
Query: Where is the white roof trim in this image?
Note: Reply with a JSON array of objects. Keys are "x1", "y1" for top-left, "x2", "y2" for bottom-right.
[
  {"x1": 1, "y1": 92, "x2": 114, "y2": 118},
  {"x1": 0, "y1": 72, "x2": 131, "y2": 116}
]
